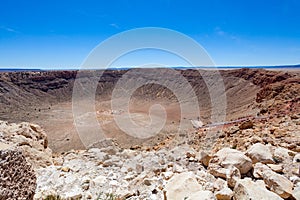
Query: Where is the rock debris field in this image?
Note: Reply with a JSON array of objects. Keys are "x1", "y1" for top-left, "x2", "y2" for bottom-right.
[{"x1": 0, "y1": 115, "x2": 300, "y2": 199}]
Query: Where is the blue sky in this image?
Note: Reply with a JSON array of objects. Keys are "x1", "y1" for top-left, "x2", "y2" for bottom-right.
[{"x1": 0, "y1": 0, "x2": 300, "y2": 69}]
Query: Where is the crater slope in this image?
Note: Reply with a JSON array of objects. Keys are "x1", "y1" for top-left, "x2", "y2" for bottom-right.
[{"x1": 0, "y1": 68, "x2": 298, "y2": 152}]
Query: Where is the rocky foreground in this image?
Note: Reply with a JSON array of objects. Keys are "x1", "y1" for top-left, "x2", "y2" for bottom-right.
[
  {"x1": 0, "y1": 68, "x2": 299, "y2": 199},
  {"x1": 0, "y1": 116, "x2": 300, "y2": 200}
]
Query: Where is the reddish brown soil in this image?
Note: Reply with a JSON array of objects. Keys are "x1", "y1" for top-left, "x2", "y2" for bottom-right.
[{"x1": 0, "y1": 68, "x2": 298, "y2": 152}]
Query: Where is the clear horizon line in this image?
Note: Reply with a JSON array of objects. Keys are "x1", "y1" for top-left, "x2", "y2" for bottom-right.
[{"x1": 0, "y1": 63, "x2": 299, "y2": 71}]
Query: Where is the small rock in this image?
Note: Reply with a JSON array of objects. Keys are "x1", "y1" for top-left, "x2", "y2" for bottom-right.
[
  {"x1": 53, "y1": 156, "x2": 64, "y2": 166},
  {"x1": 92, "y1": 175, "x2": 106, "y2": 186},
  {"x1": 273, "y1": 147, "x2": 292, "y2": 163},
  {"x1": 162, "y1": 171, "x2": 173, "y2": 180},
  {"x1": 143, "y1": 178, "x2": 152, "y2": 186},
  {"x1": 191, "y1": 120, "x2": 204, "y2": 129},
  {"x1": 239, "y1": 120, "x2": 254, "y2": 130},
  {"x1": 291, "y1": 114, "x2": 299, "y2": 120},
  {"x1": 246, "y1": 143, "x2": 275, "y2": 164},
  {"x1": 250, "y1": 136, "x2": 263, "y2": 143},
  {"x1": 165, "y1": 172, "x2": 203, "y2": 200},
  {"x1": 215, "y1": 187, "x2": 233, "y2": 200},
  {"x1": 61, "y1": 166, "x2": 70, "y2": 172},
  {"x1": 172, "y1": 164, "x2": 185, "y2": 173},
  {"x1": 102, "y1": 160, "x2": 114, "y2": 167},
  {"x1": 109, "y1": 180, "x2": 119, "y2": 187},
  {"x1": 186, "y1": 151, "x2": 196, "y2": 158},
  {"x1": 214, "y1": 178, "x2": 227, "y2": 191},
  {"x1": 124, "y1": 173, "x2": 136, "y2": 181},
  {"x1": 66, "y1": 193, "x2": 82, "y2": 199},
  {"x1": 226, "y1": 166, "x2": 241, "y2": 188},
  {"x1": 197, "y1": 150, "x2": 211, "y2": 167},
  {"x1": 253, "y1": 162, "x2": 293, "y2": 198},
  {"x1": 234, "y1": 178, "x2": 283, "y2": 200},
  {"x1": 136, "y1": 164, "x2": 144, "y2": 173},
  {"x1": 226, "y1": 126, "x2": 240, "y2": 135},
  {"x1": 208, "y1": 148, "x2": 252, "y2": 178},
  {"x1": 101, "y1": 146, "x2": 117, "y2": 156},
  {"x1": 81, "y1": 184, "x2": 89, "y2": 190},
  {"x1": 267, "y1": 164, "x2": 283, "y2": 173}
]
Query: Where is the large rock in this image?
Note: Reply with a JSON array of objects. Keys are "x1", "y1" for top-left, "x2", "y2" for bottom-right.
[
  {"x1": 253, "y1": 163, "x2": 293, "y2": 198},
  {"x1": 208, "y1": 148, "x2": 252, "y2": 178},
  {"x1": 233, "y1": 178, "x2": 283, "y2": 200},
  {"x1": 292, "y1": 186, "x2": 300, "y2": 200},
  {"x1": 164, "y1": 172, "x2": 203, "y2": 200},
  {"x1": 0, "y1": 143, "x2": 36, "y2": 200},
  {"x1": 0, "y1": 121, "x2": 52, "y2": 168},
  {"x1": 246, "y1": 143, "x2": 274, "y2": 164}
]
